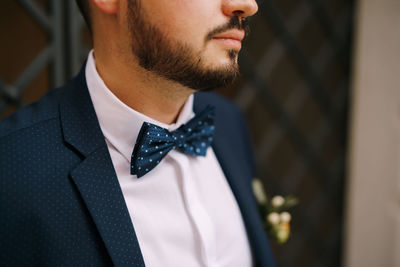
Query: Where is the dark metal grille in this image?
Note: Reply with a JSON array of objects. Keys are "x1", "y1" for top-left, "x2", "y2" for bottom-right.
[
  {"x1": 0, "y1": 0, "x2": 88, "y2": 116},
  {"x1": 224, "y1": 0, "x2": 354, "y2": 266},
  {"x1": 0, "y1": 0, "x2": 354, "y2": 266}
]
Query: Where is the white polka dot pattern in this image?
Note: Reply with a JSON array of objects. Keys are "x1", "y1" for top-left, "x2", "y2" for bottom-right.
[
  {"x1": 0, "y1": 66, "x2": 277, "y2": 267},
  {"x1": 131, "y1": 106, "x2": 215, "y2": 178},
  {"x1": 0, "y1": 72, "x2": 145, "y2": 266}
]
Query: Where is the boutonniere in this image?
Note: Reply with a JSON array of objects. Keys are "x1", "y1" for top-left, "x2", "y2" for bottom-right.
[{"x1": 252, "y1": 178, "x2": 298, "y2": 244}]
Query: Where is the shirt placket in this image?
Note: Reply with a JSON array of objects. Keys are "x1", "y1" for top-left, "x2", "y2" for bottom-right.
[{"x1": 169, "y1": 151, "x2": 219, "y2": 267}]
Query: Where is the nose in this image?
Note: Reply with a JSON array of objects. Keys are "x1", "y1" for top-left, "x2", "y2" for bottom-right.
[{"x1": 222, "y1": 0, "x2": 258, "y2": 18}]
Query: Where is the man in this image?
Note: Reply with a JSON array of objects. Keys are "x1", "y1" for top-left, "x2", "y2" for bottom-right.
[{"x1": 0, "y1": 0, "x2": 276, "y2": 266}]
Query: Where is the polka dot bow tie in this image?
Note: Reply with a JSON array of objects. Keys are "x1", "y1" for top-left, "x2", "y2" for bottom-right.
[{"x1": 131, "y1": 105, "x2": 215, "y2": 178}]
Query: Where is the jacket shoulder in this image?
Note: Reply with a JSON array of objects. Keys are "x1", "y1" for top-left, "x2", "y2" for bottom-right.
[
  {"x1": 194, "y1": 91, "x2": 241, "y2": 114},
  {"x1": 0, "y1": 87, "x2": 65, "y2": 140},
  {"x1": 194, "y1": 91, "x2": 256, "y2": 177}
]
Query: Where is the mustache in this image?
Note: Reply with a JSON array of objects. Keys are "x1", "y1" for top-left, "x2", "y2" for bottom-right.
[{"x1": 205, "y1": 16, "x2": 250, "y2": 42}]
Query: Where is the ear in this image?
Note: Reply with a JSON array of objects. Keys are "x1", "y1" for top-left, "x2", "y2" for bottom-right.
[{"x1": 92, "y1": 0, "x2": 118, "y2": 14}]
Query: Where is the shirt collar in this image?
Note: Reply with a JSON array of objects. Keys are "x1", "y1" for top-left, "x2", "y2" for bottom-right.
[{"x1": 85, "y1": 50, "x2": 195, "y2": 163}]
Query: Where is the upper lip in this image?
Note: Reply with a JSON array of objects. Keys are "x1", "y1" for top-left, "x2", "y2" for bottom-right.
[{"x1": 212, "y1": 30, "x2": 245, "y2": 41}]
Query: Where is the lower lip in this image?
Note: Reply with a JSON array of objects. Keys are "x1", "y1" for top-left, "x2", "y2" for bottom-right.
[{"x1": 212, "y1": 38, "x2": 242, "y2": 50}]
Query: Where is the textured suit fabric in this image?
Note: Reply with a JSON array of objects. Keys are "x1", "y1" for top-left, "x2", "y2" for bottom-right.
[{"x1": 0, "y1": 65, "x2": 276, "y2": 267}]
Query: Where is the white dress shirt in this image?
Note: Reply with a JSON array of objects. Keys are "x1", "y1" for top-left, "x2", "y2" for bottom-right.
[{"x1": 85, "y1": 51, "x2": 252, "y2": 267}]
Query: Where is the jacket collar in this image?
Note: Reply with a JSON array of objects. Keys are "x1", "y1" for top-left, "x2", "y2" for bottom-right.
[
  {"x1": 59, "y1": 65, "x2": 145, "y2": 266},
  {"x1": 59, "y1": 64, "x2": 104, "y2": 157}
]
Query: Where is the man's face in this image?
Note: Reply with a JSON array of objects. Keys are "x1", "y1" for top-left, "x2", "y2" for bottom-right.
[{"x1": 126, "y1": 0, "x2": 258, "y2": 90}]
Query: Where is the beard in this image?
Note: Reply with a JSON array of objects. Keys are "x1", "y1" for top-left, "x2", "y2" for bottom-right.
[{"x1": 127, "y1": 1, "x2": 249, "y2": 91}]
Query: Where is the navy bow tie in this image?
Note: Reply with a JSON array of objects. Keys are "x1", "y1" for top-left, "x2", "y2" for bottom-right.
[{"x1": 130, "y1": 106, "x2": 215, "y2": 178}]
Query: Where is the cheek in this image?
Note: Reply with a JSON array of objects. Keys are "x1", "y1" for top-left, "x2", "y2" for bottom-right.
[
  {"x1": 142, "y1": 0, "x2": 220, "y2": 47},
  {"x1": 180, "y1": 15, "x2": 218, "y2": 48}
]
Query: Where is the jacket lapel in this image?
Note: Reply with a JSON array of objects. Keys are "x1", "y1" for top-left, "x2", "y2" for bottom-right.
[
  {"x1": 58, "y1": 68, "x2": 274, "y2": 267},
  {"x1": 59, "y1": 67, "x2": 145, "y2": 267},
  {"x1": 194, "y1": 93, "x2": 276, "y2": 267}
]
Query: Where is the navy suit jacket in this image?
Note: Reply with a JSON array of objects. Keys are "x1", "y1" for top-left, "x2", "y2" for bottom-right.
[{"x1": 0, "y1": 65, "x2": 276, "y2": 266}]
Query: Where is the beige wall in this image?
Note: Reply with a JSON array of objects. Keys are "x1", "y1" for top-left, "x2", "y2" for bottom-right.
[{"x1": 344, "y1": 0, "x2": 400, "y2": 266}]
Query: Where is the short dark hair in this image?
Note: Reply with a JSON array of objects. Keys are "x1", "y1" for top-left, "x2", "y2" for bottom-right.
[{"x1": 75, "y1": 0, "x2": 92, "y2": 31}]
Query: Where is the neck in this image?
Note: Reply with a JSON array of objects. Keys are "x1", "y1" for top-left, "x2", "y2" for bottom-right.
[{"x1": 93, "y1": 50, "x2": 195, "y2": 125}]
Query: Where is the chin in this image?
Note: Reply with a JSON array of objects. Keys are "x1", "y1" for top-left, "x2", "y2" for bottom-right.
[{"x1": 205, "y1": 53, "x2": 238, "y2": 69}]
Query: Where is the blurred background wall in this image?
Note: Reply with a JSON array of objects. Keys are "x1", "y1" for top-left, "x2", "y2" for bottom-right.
[
  {"x1": 0, "y1": 0, "x2": 357, "y2": 266},
  {"x1": 344, "y1": 1, "x2": 400, "y2": 267}
]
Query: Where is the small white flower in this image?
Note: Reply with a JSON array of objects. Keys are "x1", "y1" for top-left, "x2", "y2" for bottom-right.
[
  {"x1": 271, "y1": 195, "x2": 285, "y2": 208},
  {"x1": 280, "y1": 212, "x2": 291, "y2": 223},
  {"x1": 267, "y1": 212, "x2": 280, "y2": 225}
]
